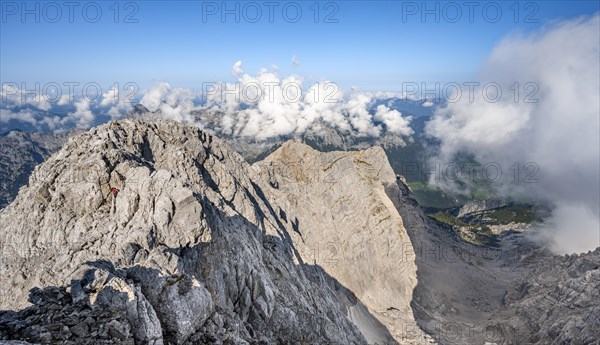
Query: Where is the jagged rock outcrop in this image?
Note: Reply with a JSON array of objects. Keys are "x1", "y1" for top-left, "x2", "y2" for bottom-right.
[
  {"x1": 0, "y1": 120, "x2": 372, "y2": 344},
  {"x1": 454, "y1": 199, "x2": 509, "y2": 218},
  {"x1": 254, "y1": 141, "x2": 431, "y2": 344},
  {"x1": 0, "y1": 130, "x2": 68, "y2": 209},
  {"x1": 3, "y1": 119, "x2": 597, "y2": 345},
  {"x1": 0, "y1": 265, "x2": 163, "y2": 344},
  {"x1": 485, "y1": 248, "x2": 600, "y2": 344}
]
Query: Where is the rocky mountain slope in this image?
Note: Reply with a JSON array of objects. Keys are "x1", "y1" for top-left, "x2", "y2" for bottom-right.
[
  {"x1": 254, "y1": 141, "x2": 427, "y2": 344},
  {"x1": 486, "y1": 247, "x2": 600, "y2": 344},
  {"x1": 0, "y1": 131, "x2": 68, "y2": 209},
  {"x1": 0, "y1": 119, "x2": 423, "y2": 344},
  {"x1": 397, "y1": 181, "x2": 600, "y2": 344},
  {"x1": 0, "y1": 119, "x2": 598, "y2": 344}
]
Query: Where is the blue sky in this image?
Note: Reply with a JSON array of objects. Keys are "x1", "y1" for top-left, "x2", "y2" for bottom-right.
[{"x1": 1, "y1": 0, "x2": 599, "y2": 91}]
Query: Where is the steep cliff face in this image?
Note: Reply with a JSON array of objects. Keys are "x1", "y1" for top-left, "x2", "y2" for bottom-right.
[
  {"x1": 254, "y1": 141, "x2": 429, "y2": 344},
  {"x1": 454, "y1": 199, "x2": 509, "y2": 218},
  {"x1": 2, "y1": 119, "x2": 596, "y2": 345},
  {"x1": 0, "y1": 120, "x2": 373, "y2": 344}
]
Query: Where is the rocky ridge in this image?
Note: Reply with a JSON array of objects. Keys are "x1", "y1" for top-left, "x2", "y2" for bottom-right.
[
  {"x1": 0, "y1": 119, "x2": 599, "y2": 344},
  {"x1": 0, "y1": 120, "x2": 374, "y2": 344},
  {"x1": 0, "y1": 119, "x2": 421, "y2": 344}
]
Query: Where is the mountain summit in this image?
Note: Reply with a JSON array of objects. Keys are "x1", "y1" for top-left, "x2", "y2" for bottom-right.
[
  {"x1": 1, "y1": 120, "x2": 598, "y2": 345},
  {"x1": 0, "y1": 120, "x2": 427, "y2": 344}
]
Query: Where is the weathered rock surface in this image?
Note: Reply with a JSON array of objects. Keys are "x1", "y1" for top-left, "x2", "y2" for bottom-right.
[
  {"x1": 0, "y1": 120, "x2": 370, "y2": 344},
  {"x1": 1, "y1": 119, "x2": 598, "y2": 345},
  {"x1": 454, "y1": 199, "x2": 509, "y2": 218},
  {"x1": 485, "y1": 248, "x2": 600, "y2": 344},
  {"x1": 254, "y1": 140, "x2": 430, "y2": 344},
  {"x1": 0, "y1": 265, "x2": 162, "y2": 344}
]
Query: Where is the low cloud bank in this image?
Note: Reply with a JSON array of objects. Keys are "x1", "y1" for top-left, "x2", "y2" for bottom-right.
[
  {"x1": 426, "y1": 14, "x2": 600, "y2": 254},
  {"x1": 139, "y1": 62, "x2": 413, "y2": 142}
]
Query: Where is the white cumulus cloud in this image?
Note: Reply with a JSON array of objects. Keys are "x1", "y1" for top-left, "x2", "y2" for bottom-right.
[
  {"x1": 199, "y1": 62, "x2": 413, "y2": 141},
  {"x1": 232, "y1": 60, "x2": 244, "y2": 78}
]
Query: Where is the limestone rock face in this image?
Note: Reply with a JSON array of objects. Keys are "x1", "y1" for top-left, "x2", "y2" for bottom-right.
[
  {"x1": 454, "y1": 199, "x2": 509, "y2": 218},
  {"x1": 1, "y1": 119, "x2": 598, "y2": 345},
  {"x1": 254, "y1": 140, "x2": 429, "y2": 344},
  {"x1": 0, "y1": 120, "x2": 369, "y2": 344}
]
